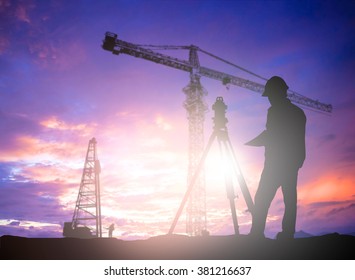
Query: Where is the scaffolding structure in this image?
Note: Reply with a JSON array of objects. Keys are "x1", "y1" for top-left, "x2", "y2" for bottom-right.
[
  {"x1": 183, "y1": 72, "x2": 208, "y2": 236},
  {"x1": 71, "y1": 137, "x2": 102, "y2": 238}
]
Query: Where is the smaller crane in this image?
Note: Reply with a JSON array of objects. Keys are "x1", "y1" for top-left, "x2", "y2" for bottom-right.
[{"x1": 63, "y1": 137, "x2": 102, "y2": 238}]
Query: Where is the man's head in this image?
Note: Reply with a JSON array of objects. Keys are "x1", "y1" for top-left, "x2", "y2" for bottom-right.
[{"x1": 262, "y1": 76, "x2": 288, "y2": 98}]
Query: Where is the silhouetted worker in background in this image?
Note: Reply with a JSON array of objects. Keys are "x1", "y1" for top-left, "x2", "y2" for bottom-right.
[
  {"x1": 107, "y1": 223, "x2": 115, "y2": 238},
  {"x1": 246, "y1": 76, "x2": 306, "y2": 240}
]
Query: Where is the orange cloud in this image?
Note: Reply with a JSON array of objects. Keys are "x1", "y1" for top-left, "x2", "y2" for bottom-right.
[
  {"x1": 299, "y1": 172, "x2": 355, "y2": 204},
  {"x1": 20, "y1": 163, "x2": 80, "y2": 184},
  {"x1": 40, "y1": 116, "x2": 91, "y2": 132}
]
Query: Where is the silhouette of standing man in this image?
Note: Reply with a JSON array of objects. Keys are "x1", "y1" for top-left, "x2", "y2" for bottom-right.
[
  {"x1": 246, "y1": 76, "x2": 306, "y2": 240},
  {"x1": 108, "y1": 223, "x2": 115, "y2": 238}
]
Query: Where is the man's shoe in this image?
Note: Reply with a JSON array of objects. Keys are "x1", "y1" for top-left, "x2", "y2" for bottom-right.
[
  {"x1": 249, "y1": 231, "x2": 265, "y2": 239},
  {"x1": 276, "y1": 232, "x2": 293, "y2": 240}
]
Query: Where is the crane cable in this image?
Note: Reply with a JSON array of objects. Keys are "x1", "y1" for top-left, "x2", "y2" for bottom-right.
[
  {"x1": 138, "y1": 43, "x2": 268, "y2": 82},
  {"x1": 136, "y1": 43, "x2": 317, "y2": 102},
  {"x1": 135, "y1": 44, "x2": 191, "y2": 50},
  {"x1": 198, "y1": 47, "x2": 314, "y2": 100},
  {"x1": 197, "y1": 47, "x2": 268, "y2": 82}
]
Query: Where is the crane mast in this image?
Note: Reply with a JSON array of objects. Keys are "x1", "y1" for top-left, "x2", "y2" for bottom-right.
[{"x1": 102, "y1": 32, "x2": 332, "y2": 236}]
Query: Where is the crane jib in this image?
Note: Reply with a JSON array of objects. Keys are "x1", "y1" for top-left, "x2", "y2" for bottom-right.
[{"x1": 102, "y1": 32, "x2": 332, "y2": 113}]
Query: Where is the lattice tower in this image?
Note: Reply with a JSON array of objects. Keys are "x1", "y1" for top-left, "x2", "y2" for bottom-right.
[
  {"x1": 183, "y1": 72, "x2": 208, "y2": 236},
  {"x1": 72, "y1": 137, "x2": 102, "y2": 237}
]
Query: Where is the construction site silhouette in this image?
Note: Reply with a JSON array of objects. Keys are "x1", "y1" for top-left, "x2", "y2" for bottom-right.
[
  {"x1": 3, "y1": 32, "x2": 352, "y2": 262},
  {"x1": 102, "y1": 32, "x2": 331, "y2": 238}
]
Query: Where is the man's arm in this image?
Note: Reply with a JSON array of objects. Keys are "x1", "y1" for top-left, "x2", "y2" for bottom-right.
[{"x1": 245, "y1": 130, "x2": 268, "y2": 146}]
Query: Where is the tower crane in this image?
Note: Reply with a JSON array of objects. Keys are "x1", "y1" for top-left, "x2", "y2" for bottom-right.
[{"x1": 101, "y1": 32, "x2": 332, "y2": 236}]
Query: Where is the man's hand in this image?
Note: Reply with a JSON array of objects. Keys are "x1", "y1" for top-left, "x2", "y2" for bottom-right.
[{"x1": 245, "y1": 130, "x2": 268, "y2": 147}]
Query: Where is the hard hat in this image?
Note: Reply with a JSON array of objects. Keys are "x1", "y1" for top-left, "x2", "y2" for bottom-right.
[{"x1": 262, "y1": 76, "x2": 289, "y2": 97}]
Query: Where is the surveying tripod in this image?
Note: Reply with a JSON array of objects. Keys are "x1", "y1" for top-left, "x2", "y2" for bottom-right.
[{"x1": 168, "y1": 97, "x2": 254, "y2": 235}]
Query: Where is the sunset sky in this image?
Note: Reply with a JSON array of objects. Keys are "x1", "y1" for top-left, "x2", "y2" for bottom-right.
[{"x1": 0, "y1": 0, "x2": 354, "y2": 239}]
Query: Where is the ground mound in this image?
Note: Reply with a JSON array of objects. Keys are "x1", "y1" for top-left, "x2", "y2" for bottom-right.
[{"x1": 1, "y1": 233, "x2": 354, "y2": 260}]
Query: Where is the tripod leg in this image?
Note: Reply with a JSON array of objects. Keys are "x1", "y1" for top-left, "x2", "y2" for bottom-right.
[
  {"x1": 225, "y1": 136, "x2": 254, "y2": 214},
  {"x1": 168, "y1": 132, "x2": 217, "y2": 235},
  {"x1": 229, "y1": 196, "x2": 240, "y2": 235},
  {"x1": 219, "y1": 139, "x2": 239, "y2": 235}
]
